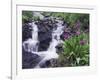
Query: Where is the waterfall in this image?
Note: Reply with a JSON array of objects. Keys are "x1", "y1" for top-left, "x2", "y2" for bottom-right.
[
  {"x1": 22, "y1": 22, "x2": 39, "y2": 52},
  {"x1": 22, "y1": 13, "x2": 65, "y2": 68},
  {"x1": 34, "y1": 19, "x2": 65, "y2": 68},
  {"x1": 47, "y1": 19, "x2": 65, "y2": 52}
]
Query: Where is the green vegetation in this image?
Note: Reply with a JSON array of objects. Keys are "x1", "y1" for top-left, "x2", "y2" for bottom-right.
[
  {"x1": 61, "y1": 33, "x2": 89, "y2": 66},
  {"x1": 22, "y1": 11, "x2": 33, "y2": 23},
  {"x1": 22, "y1": 11, "x2": 89, "y2": 67},
  {"x1": 22, "y1": 11, "x2": 89, "y2": 29},
  {"x1": 51, "y1": 12, "x2": 89, "y2": 29}
]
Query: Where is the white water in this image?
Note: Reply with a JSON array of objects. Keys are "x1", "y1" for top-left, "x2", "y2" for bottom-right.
[
  {"x1": 34, "y1": 19, "x2": 65, "y2": 68},
  {"x1": 23, "y1": 22, "x2": 39, "y2": 52},
  {"x1": 23, "y1": 17, "x2": 65, "y2": 68}
]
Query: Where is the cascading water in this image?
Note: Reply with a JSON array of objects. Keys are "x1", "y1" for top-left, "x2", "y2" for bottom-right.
[
  {"x1": 34, "y1": 19, "x2": 65, "y2": 68},
  {"x1": 22, "y1": 13, "x2": 66, "y2": 68},
  {"x1": 23, "y1": 22, "x2": 39, "y2": 52}
]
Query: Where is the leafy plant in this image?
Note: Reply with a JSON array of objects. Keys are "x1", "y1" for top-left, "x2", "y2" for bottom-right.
[
  {"x1": 22, "y1": 11, "x2": 90, "y2": 67},
  {"x1": 22, "y1": 11, "x2": 33, "y2": 23},
  {"x1": 62, "y1": 33, "x2": 89, "y2": 66}
]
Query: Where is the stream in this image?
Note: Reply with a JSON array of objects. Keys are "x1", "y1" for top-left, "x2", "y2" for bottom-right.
[{"x1": 22, "y1": 13, "x2": 67, "y2": 68}]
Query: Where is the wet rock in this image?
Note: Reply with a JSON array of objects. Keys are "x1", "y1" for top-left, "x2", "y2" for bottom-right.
[
  {"x1": 38, "y1": 37, "x2": 52, "y2": 51},
  {"x1": 56, "y1": 44, "x2": 63, "y2": 54},
  {"x1": 22, "y1": 48, "x2": 41, "y2": 69},
  {"x1": 22, "y1": 16, "x2": 68, "y2": 68},
  {"x1": 37, "y1": 19, "x2": 55, "y2": 51},
  {"x1": 22, "y1": 23, "x2": 33, "y2": 41},
  {"x1": 37, "y1": 20, "x2": 54, "y2": 32}
]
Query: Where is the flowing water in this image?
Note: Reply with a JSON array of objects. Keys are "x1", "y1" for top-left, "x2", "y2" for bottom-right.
[
  {"x1": 23, "y1": 22, "x2": 39, "y2": 52},
  {"x1": 23, "y1": 14, "x2": 65, "y2": 68}
]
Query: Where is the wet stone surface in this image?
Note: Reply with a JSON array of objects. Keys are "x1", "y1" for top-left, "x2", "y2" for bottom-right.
[{"x1": 22, "y1": 17, "x2": 67, "y2": 68}]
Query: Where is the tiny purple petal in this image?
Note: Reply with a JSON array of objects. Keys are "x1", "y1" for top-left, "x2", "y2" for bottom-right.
[
  {"x1": 79, "y1": 40, "x2": 86, "y2": 45},
  {"x1": 75, "y1": 20, "x2": 81, "y2": 28},
  {"x1": 76, "y1": 31, "x2": 80, "y2": 35},
  {"x1": 64, "y1": 33, "x2": 69, "y2": 39}
]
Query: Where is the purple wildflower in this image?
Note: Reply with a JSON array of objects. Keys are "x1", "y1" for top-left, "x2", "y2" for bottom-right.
[
  {"x1": 64, "y1": 33, "x2": 70, "y2": 39},
  {"x1": 76, "y1": 31, "x2": 80, "y2": 35},
  {"x1": 75, "y1": 20, "x2": 81, "y2": 29},
  {"x1": 79, "y1": 40, "x2": 86, "y2": 45}
]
